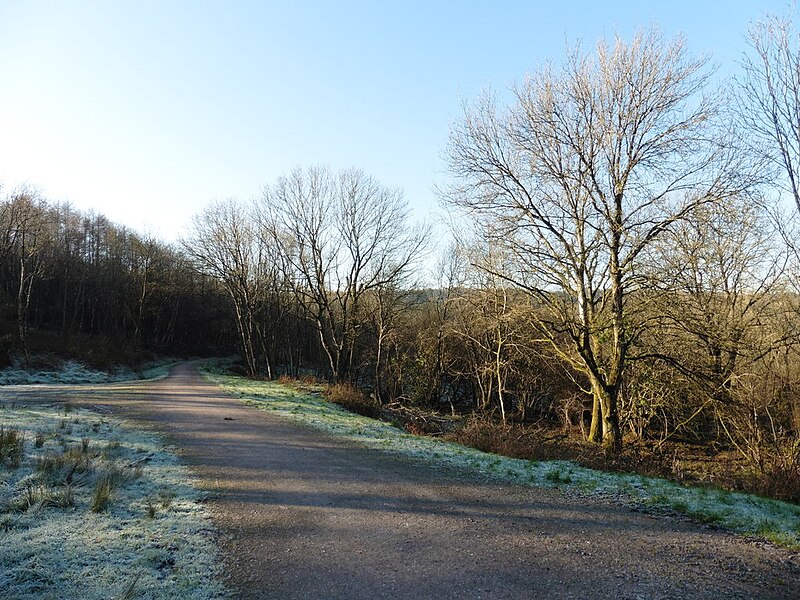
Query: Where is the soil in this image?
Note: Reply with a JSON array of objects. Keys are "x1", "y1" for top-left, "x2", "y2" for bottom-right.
[{"x1": 12, "y1": 362, "x2": 800, "y2": 599}]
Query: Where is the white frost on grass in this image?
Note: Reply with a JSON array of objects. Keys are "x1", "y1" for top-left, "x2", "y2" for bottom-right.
[
  {"x1": 205, "y1": 370, "x2": 800, "y2": 550},
  {"x1": 0, "y1": 404, "x2": 228, "y2": 599},
  {"x1": 0, "y1": 359, "x2": 180, "y2": 385}
]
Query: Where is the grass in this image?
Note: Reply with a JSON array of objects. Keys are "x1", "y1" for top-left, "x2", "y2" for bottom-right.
[
  {"x1": 0, "y1": 357, "x2": 182, "y2": 386},
  {"x1": 0, "y1": 425, "x2": 25, "y2": 468},
  {"x1": 203, "y1": 365, "x2": 800, "y2": 550},
  {"x1": 0, "y1": 402, "x2": 228, "y2": 599}
]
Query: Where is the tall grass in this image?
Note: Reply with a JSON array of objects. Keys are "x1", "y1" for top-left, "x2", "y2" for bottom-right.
[{"x1": 0, "y1": 425, "x2": 24, "y2": 468}]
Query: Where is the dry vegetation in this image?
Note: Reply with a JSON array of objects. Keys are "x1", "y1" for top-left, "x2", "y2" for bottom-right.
[{"x1": 291, "y1": 375, "x2": 800, "y2": 504}]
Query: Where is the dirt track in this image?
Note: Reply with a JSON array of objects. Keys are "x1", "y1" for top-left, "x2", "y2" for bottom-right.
[{"x1": 26, "y1": 363, "x2": 800, "y2": 599}]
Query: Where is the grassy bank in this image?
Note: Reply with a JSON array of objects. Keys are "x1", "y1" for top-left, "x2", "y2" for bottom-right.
[
  {"x1": 0, "y1": 358, "x2": 182, "y2": 386},
  {"x1": 0, "y1": 402, "x2": 227, "y2": 599},
  {"x1": 203, "y1": 368, "x2": 800, "y2": 550}
]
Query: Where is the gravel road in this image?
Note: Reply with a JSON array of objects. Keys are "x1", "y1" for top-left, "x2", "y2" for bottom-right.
[{"x1": 26, "y1": 363, "x2": 800, "y2": 599}]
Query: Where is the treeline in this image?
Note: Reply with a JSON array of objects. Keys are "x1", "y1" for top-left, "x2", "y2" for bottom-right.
[
  {"x1": 2, "y1": 17, "x2": 800, "y2": 491},
  {"x1": 175, "y1": 23, "x2": 800, "y2": 484},
  {"x1": 0, "y1": 190, "x2": 234, "y2": 367},
  {"x1": 179, "y1": 177, "x2": 800, "y2": 485}
]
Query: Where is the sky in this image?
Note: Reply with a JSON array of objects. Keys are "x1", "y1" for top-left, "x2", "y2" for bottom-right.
[{"x1": 0, "y1": 0, "x2": 794, "y2": 243}]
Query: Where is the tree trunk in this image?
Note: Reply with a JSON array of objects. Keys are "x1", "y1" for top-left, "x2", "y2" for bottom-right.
[
  {"x1": 581, "y1": 394, "x2": 603, "y2": 444},
  {"x1": 599, "y1": 384, "x2": 622, "y2": 452},
  {"x1": 374, "y1": 328, "x2": 385, "y2": 404}
]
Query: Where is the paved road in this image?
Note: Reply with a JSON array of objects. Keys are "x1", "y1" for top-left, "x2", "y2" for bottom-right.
[{"x1": 53, "y1": 363, "x2": 800, "y2": 599}]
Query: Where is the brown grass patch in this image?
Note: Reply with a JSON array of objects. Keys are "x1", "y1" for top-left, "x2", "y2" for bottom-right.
[
  {"x1": 324, "y1": 383, "x2": 381, "y2": 419},
  {"x1": 277, "y1": 374, "x2": 295, "y2": 386}
]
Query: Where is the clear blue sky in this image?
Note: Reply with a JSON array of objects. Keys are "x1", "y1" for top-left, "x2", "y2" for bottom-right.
[{"x1": 0, "y1": 0, "x2": 792, "y2": 242}]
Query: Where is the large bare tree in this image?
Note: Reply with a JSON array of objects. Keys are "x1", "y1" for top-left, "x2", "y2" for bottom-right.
[
  {"x1": 262, "y1": 166, "x2": 427, "y2": 383},
  {"x1": 444, "y1": 29, "x2": 748, "y2": 449}
]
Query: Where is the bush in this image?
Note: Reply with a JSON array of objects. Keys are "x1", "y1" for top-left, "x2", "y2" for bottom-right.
[
  {"x1": 445, "y1": 417, "x2": 557, "y2": 461},
  {"x1": 324, "y1": 383, "x2": 381, "y2": 419},
  {"x1": 747, "y1": 461, "x2": 800, "y2": 504}
]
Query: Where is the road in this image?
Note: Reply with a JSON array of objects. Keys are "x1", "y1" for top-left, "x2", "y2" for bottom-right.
[{"x1": 37, "y1": 363, "x2": 800, "y2": 599}]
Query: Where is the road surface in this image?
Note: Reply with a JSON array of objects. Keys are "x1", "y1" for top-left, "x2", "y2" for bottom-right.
[{"x1": 27, "y1": 363, "x2": 800, "y2": 599}]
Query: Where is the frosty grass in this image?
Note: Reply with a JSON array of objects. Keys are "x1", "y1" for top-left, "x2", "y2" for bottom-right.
[
  {"x1": 0, "y1": 402, "x2": 228, "y2": 599},
  {"x1": 0, "y1": 359, "x2": 179, "y2": 386},
  {"x1": 204, "y1": 368, "x2": 800, "y2": 550}
]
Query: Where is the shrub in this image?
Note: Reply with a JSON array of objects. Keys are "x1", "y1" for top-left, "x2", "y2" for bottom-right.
[
  {"x1": 748, "y1": 461, "x2": 800, "y2": 504},
  {"x1": 324, "y1": 383, "x2": 381, "y2": 418},
  {"x1": 446, "y1": 418, "x2": 543, "y2": 460}
]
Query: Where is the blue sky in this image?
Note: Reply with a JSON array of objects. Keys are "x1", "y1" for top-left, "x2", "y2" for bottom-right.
[{"x1": 0, "y1": 0, "x2": 792, "y2": 242}]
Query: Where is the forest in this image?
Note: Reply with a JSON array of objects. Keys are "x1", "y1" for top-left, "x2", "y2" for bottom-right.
[{"x1": 2, "y1": 21, "x2": 800, "y2": 503}]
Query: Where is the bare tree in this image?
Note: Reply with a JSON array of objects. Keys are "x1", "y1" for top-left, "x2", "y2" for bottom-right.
[
  {"x1": 449, "y1": 243, "x2": 527, "y2": 423},
  {"x1": 640, "y1": 195, "x2": 798, "y2": 463},
  {"x1": 739, "y1": 10, "x2": 800, "y2": 214},
  {"x1": 3, "y1": 189, "x2": 51, "y2": 363},
  {"x1": 263, "y1": 166, "x2": 428, "y2": 383},
  {"x1": 444, "y1": 29, "x2": 747, "y2": 449},
  {"x1": 128, "y1": 234, "x2": 160, "y2": 357},
  {"x1": 183, "y1": 199, "x2": 272, "y2": 377}
]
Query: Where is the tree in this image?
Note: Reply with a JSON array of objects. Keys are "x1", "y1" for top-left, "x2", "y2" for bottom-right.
[
  {"x1": 4, "y1": 189, "x2": 51, "y2": 363},
  {"x1": 449, "y1": 244, "x2": 526, "y2": 423},
  {"x1": 444, "y1": 29, "x2": 747, "y2": 449},
  {"x1": 739, "y1": 10, "x2": 800, "y2": 215},
  {"x1": 127, "y1": 234, "x2": 160, "y2": 356},
  {"x1": 183, "y1": 199, "x2": 273, "y2": 377},
  {"x1": 263, "y1": 166, "x2": 427, "y2": 383},
  {"x1": 640, "y1": 195, "x2": 798, "y2": 462}
]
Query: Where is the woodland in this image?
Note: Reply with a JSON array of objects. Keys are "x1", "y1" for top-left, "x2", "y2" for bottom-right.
[{"x1": 3, "y1": 20, "x2": 800, "y2": 502}]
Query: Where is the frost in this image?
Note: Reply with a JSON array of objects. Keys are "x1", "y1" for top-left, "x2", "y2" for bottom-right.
[
  {"x1": 0, "y1": 359, "x2": 179, "y2": 385},
  {"x1": 0, "y1": 403, "x2": 229, "y2": 599}
]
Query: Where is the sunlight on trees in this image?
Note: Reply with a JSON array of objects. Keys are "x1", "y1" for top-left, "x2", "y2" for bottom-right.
[
  {"x1": 2, "y1": 12, "x2": 800, "y2": 497},
  {"x1": 260, "y1": 166, "x2": 429, "y2": 383},
  {"x1": 444, "y1": 28, "x2": 754, "y2": 449},
  {"x1": 739, "y1": 9, "x2": 800, "y2": 214}
]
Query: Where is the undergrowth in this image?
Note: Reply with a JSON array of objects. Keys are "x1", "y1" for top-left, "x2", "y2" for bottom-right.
[{"x1": 324, "y1": 382, "x2": 381, "y2": 419}]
